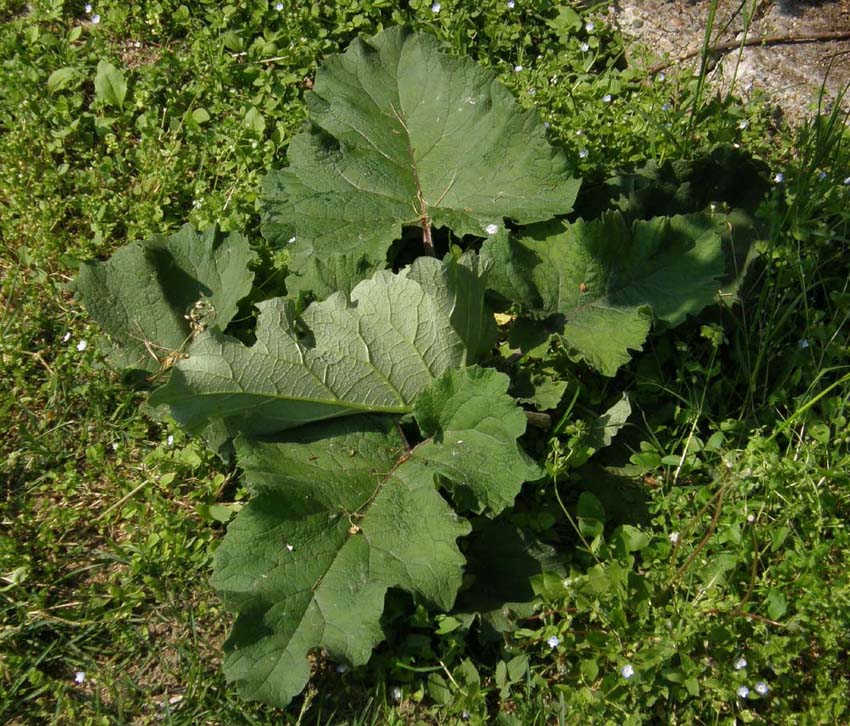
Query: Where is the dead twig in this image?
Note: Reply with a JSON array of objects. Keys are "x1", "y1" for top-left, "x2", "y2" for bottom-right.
[{"x1": 648, "y1": 30, "x2": 850, "y2": 76}]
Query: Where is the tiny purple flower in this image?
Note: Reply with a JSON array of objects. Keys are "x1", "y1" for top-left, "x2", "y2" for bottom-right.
[
  {"x1": 621, "y1": 664, "x2": 634, "y2": 679},
  {"x1": 585, "y1": 21, "x2": 595, "y2": 32},
  {"x1": 734, "y1": 657, "x2": 747, "y2": 670},
  {"x1": 547, "y1": 635, "x2": 560, "y2": 649},
  {"x1": 84, "y1": 3, "x2": 92, "y2": 12},
  {"x1": 91, "y1": 13, "x2": 100, "y2": 24}
]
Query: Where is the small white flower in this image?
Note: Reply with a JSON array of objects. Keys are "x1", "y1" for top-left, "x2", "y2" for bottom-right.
[
  {"x1": 287, "y1": 236, "x2": 296, "y2": 245},
  {"x1": 506, "y1": 0, "x2": 515, "y2": 8},
  {"x1": 843, "y1": 176, "x2": 850, "y2": 186},
  {"x1": 773, "y1": 172, "x2": 784, "y2": 183},
  {"x1": 621, "y1": 664, "x2": 634, "y2": 679},
  {"x1": 578, "y1": 148, "x2": 588, "y2": 159},
  {"x1": 734, "y1": 657, "x2": 747, "y2": 670},
  {"x1": 430, "y1": 2, "x2": 441, "y2": 12},
  {"x1": 602, "y1": 93, "x2": 612, "y2": 103},
  {"x1": 669, "y1": 531, "x2": 679, "y2": 544},
  {"x1": 62, "y1": 331, "x2": 71, "y2": 343},
  {"x1": 547, "y1": 635, "x2": 560, "y2": 649},
  {"x1": 84, "y1": 4, "x2": 92, "y2": 12},
  {"x1": 747, "y1": 513, "x2": 755, "y2": 523},
  {"x1": 513, "y1": 64, "x2": 523, "y2": 73},
  {"x1": 543, "y1": 121, "x2": 550, "y2": 129},
  {"x1": 798, "y1": 338, "x2": 809, "y2": 349},
  {"x1": 585, "y1": 21, "x2": 595, "y2": 32},
  {"x1": 275, "y1": 1, "x2": 283, "y2": 9},
  {"x1": 738, "y1": 119, "x2": 749, "y2": 129},
  {"x1": 76, "y1": 340, "x2": 87, "y2": 352},
  {"x1": 285, "y1": 543, "x2": 294, "y2": 552},
  {"x1": 111, "y1": 442, "x2": 119, "y2": 451},
  {"x1": 818, "y1": 171, "x2": 827, "y2": 181},
  {"x1": 91, "y1": 13, "x2": 100, "y2": 24},
  {"x1": 657, "y1": 72, "x2": 666, "y2": 81},
  {"x1": 575, "y1": 129, "x2": 583, "y2": 136},
  {"x1": 579, "y1": 42, "x2": 589, "y2": 52},
  {"x1": 485, "y1": 224, "x2": 499, "y2": 235},
  {"x1": 336, "y1": 663, "x2": 348, "y2": 673},
  {"x1": 661, "y1": 102, "x2": 671, "y2": 112},
  {"x1": 755, "y1": 681, "x2": 769, "y2": 695},
  {"x1": 166, "y1": 435, "x2": 174, "y2": 447},
  {"x1": 390, "y1": 686, "x2": 403, "y2": 703},
  {"x1": 74, "y1": 671, "x2": 86, "y2": 684},
  {"x1": 737, "y1": 685, "x2": 750, "y2": 699}
]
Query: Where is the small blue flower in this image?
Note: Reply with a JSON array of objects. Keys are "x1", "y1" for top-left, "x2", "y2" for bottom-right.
[
  {"x1": 84, "y1": 3, "x2": 92, "y2": 12},
  {"x1": 506, "y1": 0, "x2": 515, "y2": 8},
  {"x1": 547, "y1": 635, "x2": 560, "y2": 649},
  {"x1": 843, "y1": 176, "x2": 850, "y2": 186},
  {"x1": 390, "y1": 686, "x2": 403, "y2": 702},
  {"x1": 578, "y1": 148, "x2": 588, "y2": 159},
  {"x1": 91, "y1": 13, "x2": 100, "y2": 23},
  {"x1": 336, "y1": 663, "x2": 348, "y2": 673},
  {"x1": 602, "y1": 93, "x2": 612, "y2": 103},
  {"x1": 579, "y1": 42, "x2": 589, "y2": 52},
  {"x1": 275, "y1": 1, "x2": 283, "y2": 9},
  {"x1": 755, "y1": 681, "x2": 769, "y2": 695},
  {"x1": 621, "y1": 664, "x2": 634, "y2": 679},
  {"x1": 737, "y1": 685, "x2": 750, "y2": 699},
  {"x1": 430, "y1": 2, "x2": 441, "y2": 12},
  {"x1": 74, "y1": 671, "x2": 86, "y2": 684},
  {"x1": 662, "y1": 102, "x2": 671, "y2": 112},
  {"x1": 585, "y1": 21, "x2": 595, "y2": 32},
  {"x1": 798, "y1": 338, "x2": 809, "y2": 349},
  {"x1": 773, "y1": 172, "x2": 784, "y2": 183},
  {"x1": 734, "y1": 657, "x2": 747, "y2": 670},
  {"x1": 818, "y1": 171, "x2": 827, "y2": 181},
  {"x1": 657, "y1": 72, "x2": 666, "y2": 82},
  {"x1": 738, "y1": 119, "x2": 749, "y2": 129}
]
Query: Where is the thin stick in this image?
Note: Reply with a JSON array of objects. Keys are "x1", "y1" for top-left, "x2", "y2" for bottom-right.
[{"x1": 648, "y1": 30, "x2": 850, "y2": 75}]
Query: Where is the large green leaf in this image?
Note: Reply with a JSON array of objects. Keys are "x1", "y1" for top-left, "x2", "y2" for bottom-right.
[
  {"x1": 213, "y1": 365, "x2": 537, "y2": 707},
  {"x1": 151, "y1": 256, "x2": 489, "y2": 435},
  {"x1": 213, "y1": 415, "x2": 470, "y2": 707},
  {"x1": 483, "y1": 213, "x2": 725, "y2": 375},
  {"x1": 262, "y1": 27, "x2": 579, "y2": 276},
  {"x1": 75, "y1": 224, "x2": 255, "y2": 375},
  {"x1": 412, "y1": 367, "x2": 540, "y2": 515}
]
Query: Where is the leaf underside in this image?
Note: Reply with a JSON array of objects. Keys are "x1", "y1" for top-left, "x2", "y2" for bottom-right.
[
  {"x1": 214, "y1": 367, "x2": 534, "y2": 707},
  {"x1": 75, "y1": 224, "x2": 256, "y2": 374},
  {"x1": 262, "y1": 26, "x2": 579, "y2": 291},
  {"x1": 483, "y1": 212, "x2": 726, "y2": 375}
]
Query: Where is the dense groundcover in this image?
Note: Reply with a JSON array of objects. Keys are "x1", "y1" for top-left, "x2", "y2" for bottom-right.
[{"x1": 2, "y1": 2, "x2": 849, "y2": 724}]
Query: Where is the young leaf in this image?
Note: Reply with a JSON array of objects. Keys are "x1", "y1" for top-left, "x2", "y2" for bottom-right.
[
  {"x1": 412, "y1": 367, "x2": 540, "y2": 515},
  {"x1": 483, "y1": 213, "x2": 725, "y2": 375},
  {"x1": 94, "y1": 60, "x2": 127, "y2": 110},
  {"x1": 75, "y1": 225, "x2": 256, "y2": 374},
  {"x1": 213, "y1": 416, "x2": 470, "y2": 707},
  {"x1": 151, "y1": 257, "x2": 488, "y2": 435},
  {"x1": 261, "y1": 26, "x2": 579, "y2": 272}
]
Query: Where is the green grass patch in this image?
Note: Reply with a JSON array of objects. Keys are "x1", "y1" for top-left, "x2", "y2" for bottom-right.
[{"x1": 2, "y1": 1, "x2": 849, "y2": 724}]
